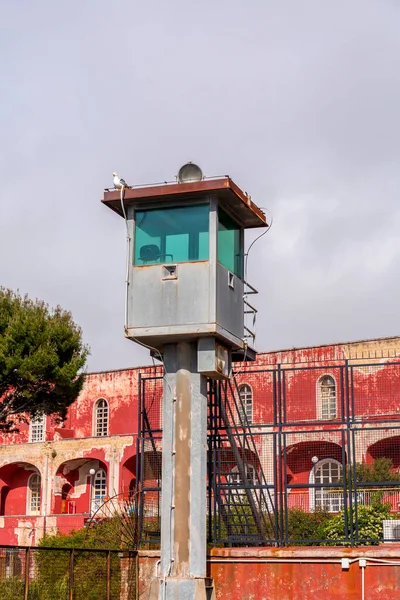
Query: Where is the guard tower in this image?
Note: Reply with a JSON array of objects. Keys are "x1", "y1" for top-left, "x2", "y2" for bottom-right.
[{"x1": 103, "y1": 164, "x2": 267, "y2": 600}]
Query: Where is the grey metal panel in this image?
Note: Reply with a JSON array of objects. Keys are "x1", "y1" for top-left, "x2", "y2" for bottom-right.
[
  {"x1": 215, "y1": 262, "x2": 244, "y2": 341},
  {"x1": 208, "y1": 198, "x2": 218, "y2": 326},
  {"x1": 197, "y1": 337, "x2": 217, "y2": 374},
  {"x1": 125, "y1": 324, "x2": 244, "y2": 350},
  {"x1": 125, "y1": 197, "x2": 247, "y2": 353},
  {"x1": 126, "y1": 324, "x2": 217, "y2": 339},
  {"x1": 128, "y1": 262, "x2": 210, "y2": 329},
  {"x1": 197, "y1": 337, "x2": 231, "y2": 379}
]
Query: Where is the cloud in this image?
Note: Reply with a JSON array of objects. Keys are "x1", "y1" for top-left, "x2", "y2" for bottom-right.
[{"x1": 0, "y1": 0, "x2": 399, "y2": 370}]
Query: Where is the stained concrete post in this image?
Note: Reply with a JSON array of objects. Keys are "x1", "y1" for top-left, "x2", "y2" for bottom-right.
[{"x1": 151, "y1": 342, "x2": 209, "y2": 600}]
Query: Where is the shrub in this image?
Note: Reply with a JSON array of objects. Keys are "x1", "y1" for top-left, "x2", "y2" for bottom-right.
[
  {"x1": 320, "y1": 503, "x2": 392, "y2": 545},
  {"x1": 285, "y1": 508, "x2": 332, "y2": 544},
  {"x1": 0, "y1": 576, "x2": 25, "y2": 600},
  {"x1": 35, "y1": 519, "x2": 128, "y2": 600}
]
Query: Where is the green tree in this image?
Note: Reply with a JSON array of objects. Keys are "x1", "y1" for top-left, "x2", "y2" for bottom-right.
[
  {"x1": 353, "y1": 457, "x2": 400, "y2": 485},
  {"x1": 341, "y1": 457, "x2": 400, "y2": 506},
  {"x1": 0, "y1": 288, "x2": 89, "y2": 431}
]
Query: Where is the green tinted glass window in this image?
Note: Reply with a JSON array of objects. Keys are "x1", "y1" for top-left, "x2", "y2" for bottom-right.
[
  {"x1": 134, "y1": 204, "x2": 209, "y2": 265},
  {"x1": 218, "y1": 209, "x2": 243, "y2": 277}
]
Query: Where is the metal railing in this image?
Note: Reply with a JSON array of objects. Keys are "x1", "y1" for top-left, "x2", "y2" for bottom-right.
[
  {"x1": 287, "y1": 489, "x2": 400, "y2": 512},
  {"x1": 137, "y1": 359, "x2": 400, "y2": 547},
  {"x1": 243, "y1": 280, "x2": 258, "y2": 349}
]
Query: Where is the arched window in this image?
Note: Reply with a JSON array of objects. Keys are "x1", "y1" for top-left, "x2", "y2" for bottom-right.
[
  {"x1": 318, "y1": 375, "x2": 337, "y2": 420},
  {"x1": 238, "y1": 384, "x2": 253, "y2": 424},
  {"x1": 29, "y1": 414, "x2": 45, "y2": 443},
  {"x1": 92, "y1": 469, "x2": 107, "y2": 513},
  {"x1": 94, "y1": 399, "x2": 109, "y2": 437},
  {"x1": 28, "y1": 473, "x2": 41, "y2": 515},
  {"x1": 309, "y1": 458, "x2": 342, "y2": 512}
]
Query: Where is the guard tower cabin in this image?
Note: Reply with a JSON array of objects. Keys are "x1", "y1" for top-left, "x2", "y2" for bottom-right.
[
  {"x1": 103, "y1": 168, "x2": 267, "y2": 599},
  {"x1": 102, "y1": 174, "x2": 267, "y2": 376}
]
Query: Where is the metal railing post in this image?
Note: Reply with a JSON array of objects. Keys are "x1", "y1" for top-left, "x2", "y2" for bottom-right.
[
  {"x1": 135, "y1": 551, "x2": 139, "y2": 600},
  {"x1": 69, "y1": 548, "x2": 74, "y2": 600},
  {"x1": 106, "y1": 550, "x2": 111, "y2": 600},
  {"x1": 277, "y1": 364, "x2": 284, "y2": 546},
  {"x1": 24, "y1": 547, "x2": 30, "y2": 600}
]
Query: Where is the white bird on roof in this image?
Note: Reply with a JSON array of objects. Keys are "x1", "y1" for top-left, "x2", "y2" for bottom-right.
[{"x1": 113, "y1": 172, "x2": 129, "y2": 189}]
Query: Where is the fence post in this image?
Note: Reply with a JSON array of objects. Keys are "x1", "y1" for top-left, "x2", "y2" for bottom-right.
[
  {"x1": 69, "y1": 548, "x2": 74, "y2": 600},
  {"x1": 106, "y1": 550, "x2": 111, "y2": 600},
  {"x1": 350, "y1": 428, "x2": 358, "y2": 547},
  {"x1": 24, "y1": 547, "x2": 30, "y2": 600},
  {"x1": 276, "y1": 364, "x2": 285, "y2": 546},
  {"x1": 345, "y1": 359, "x2": 351, "y2": 424},
  {"x1": 135, "y1": 552, "x2": 139, "y2": 600},
  {"x1": 341, "y1": 429, "x2": 350, "y2": 543}
]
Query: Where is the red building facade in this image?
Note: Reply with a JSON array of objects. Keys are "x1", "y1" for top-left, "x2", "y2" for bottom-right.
[{"x1": 0, "y1": 336, "x2": 399, "y2": 546}]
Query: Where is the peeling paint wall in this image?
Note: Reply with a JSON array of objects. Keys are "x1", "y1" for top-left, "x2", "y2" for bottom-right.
[{"x1": 0, "y1": 339, "x2": 398, "y2": 545}]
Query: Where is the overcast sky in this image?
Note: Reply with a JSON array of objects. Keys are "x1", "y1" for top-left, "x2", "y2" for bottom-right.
[{"x1": 1, "y1": 0, "x2": 399, "y2": 372}]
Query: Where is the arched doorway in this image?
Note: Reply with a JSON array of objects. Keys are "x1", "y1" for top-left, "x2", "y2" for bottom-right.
[
  {"x1": 0, "y1": 462, "x2": 42, "y2": 516},
  {"x1": 0, "y1": 486, "x2": 10, "y2": 516},
  {"x1": 53, "y1": 458, "x2": 108, "y2": 515},
  {"x1": 61, "y1": 483, "x2": 72, "y2": 514}
]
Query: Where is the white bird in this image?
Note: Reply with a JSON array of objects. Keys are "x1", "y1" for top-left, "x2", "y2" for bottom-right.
[{"x1": 113, "y1": 172, "x2": 129, "y2": 189}]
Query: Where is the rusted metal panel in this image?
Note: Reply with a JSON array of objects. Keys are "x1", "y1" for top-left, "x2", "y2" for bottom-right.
[{"x1": 139, "y1": 548, "x2": 400, "y2": 600}]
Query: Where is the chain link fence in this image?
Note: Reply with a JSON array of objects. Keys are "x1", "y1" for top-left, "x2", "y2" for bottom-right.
[{"x1": 0, "y1": 546, "x2": 137, "y2": 600}]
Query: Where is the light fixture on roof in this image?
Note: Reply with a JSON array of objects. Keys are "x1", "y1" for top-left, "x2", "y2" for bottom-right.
[{"x1": 177, "y1": 162, "x2": 203, "y2": 183}]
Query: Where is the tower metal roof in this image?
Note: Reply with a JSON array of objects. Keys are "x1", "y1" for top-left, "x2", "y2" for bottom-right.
[{"x1": 102, "y1": 177, "x2": 267, "y2": 229}]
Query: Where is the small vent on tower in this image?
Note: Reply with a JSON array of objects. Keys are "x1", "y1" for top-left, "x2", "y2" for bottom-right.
[{"x1": 163, "y1": 265, "x2": 177, "y2": 280}]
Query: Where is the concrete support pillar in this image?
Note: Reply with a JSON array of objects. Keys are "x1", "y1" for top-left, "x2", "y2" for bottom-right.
[{"x1": 151, "y1": 342, "x2": 209, "y2": 600}]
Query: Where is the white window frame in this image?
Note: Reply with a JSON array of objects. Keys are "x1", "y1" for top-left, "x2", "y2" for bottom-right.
[
  {"x1": 29, "y1": 414, "x2": 46, "y2": 443},
  {"x1": 27, "y1": 473, "x2": 41, "y2": 515},
  {"x1": 309, "y1": 458, "x2": 343, "y2": 512},
  {"x1": 316, "y1": 375, "x2": 337, "y2": 420},
  {"x1": 238, "y1": 384, "x2": 253, "y2": 424},
  {"x1": 91, "y1": 469, "x2": 107, "y2": 514},
  {"x1": 227, "y1": 464, "x2": 257, "y2": 503},
  {"x1": 93, "y1": 399, "x2": 109, "y2": 437}
]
